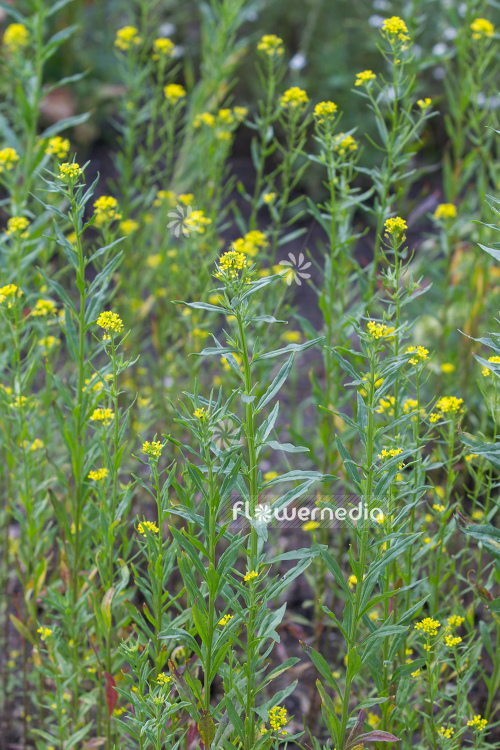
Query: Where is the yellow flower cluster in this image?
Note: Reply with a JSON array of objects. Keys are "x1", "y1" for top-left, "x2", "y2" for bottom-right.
[
  {"x1": 37, "y1": 626, "x2": 52, "y2": 641},
  {"x1": 153, "y1": 37, "x2": 175, "y2": 59},
  {"x1": 218, "y1": 614, "x2": 233, "y2": 626},
  {"x1": 232, "y1": 230, "x2": 268, "y2": 258},
  {"x1": 142, "y1": 440, "x2": 163, "y2": 459},
  {"x1": 23, "y1": 438, "x2": 44, "y2": 452},
  {"x1": 407, "y1": 346, "x2": 429, "y2": 365},
  {"x1": 434, "y1": 203, "x2": 457, "y2": 220},
  {"x1": 378, "y1": 447, "x2": 404, "y2": 469},
  {"x1": 94, "y1": 196, "x2": 122, "y2": 226},
  {"x1": 384, "y1": 216, "x2": 407, "y2": 242},
  {"x1": 90, "y1": 408, "x2": 115, "y2": 425},
  {"x1": 417, "y1": 98, "x2": 432, "y2": 109},
  {"x1": 429, "y1": 396, "x2": 463, "y2": 422},
  {"x1": 185, "y1": 210, "x2": 211, "y2": 235},
  {"x1": 244, "y1": 570, "x2": 259, "y2": 582},
  {"x1": 382, "y1": 16, "x2": 409, "y2": 41},
  {"x1": 467, "y1": 715, "x2": 487, "y2": 730},
  {"x1": 367, "y1": 320, "x2": 394, "y2": 339},
  {"x1": 376, "y1": 395, "x2": 395, "y2": 415},
  {"x1": 115, "y1": 26, "x2": 142, "y2": 51},
  {"x1": 194, "y1": 407, "x2": 206, "y2": 420},
  {"x1": 138, "y1": 521, "x2": 159, "y2": 535},
  {"x1": 4, "y1": 23, "x2": 29, "y2": 51},
  {"x1": 280, "y1": 87, "x2": 309, "y2": 109},
  {"x1": 482, "y1": 355, "x2": 500, "y2": 377},
  {"x1": 415, "y1": 617, "x2": 441, "y2": 636},
  {"x1": 334, "y1": 133, "x2": 358, "y2": 156},
  {"x1": 303, "y1": 520, "x2": 320, "y2": 531},
  {"x1": 120, "y1": 219, "x2": 139, "y2": 235},
  {"x1": 438, "y1": 727, "x2": 454, "y2": 739},
  {"x1": 88, "y1": 468, "x2": 109, "y2": 481},
  {"x1": 32, "y1": 299, "x2": 57, "y2": 317},
  {"x1": 157, "y1": 672, "x2": 171, "y2": 685},
  {"x1": 164, "y1": 84, "x2": 186, "y2": 103},
  {"x1": 348, "y1": 574, "x2": 357, "y2": 589},
  {"x1": 470, "y1": 18, "x2": 494, "y2": 40},
  {"x1": 447, "y1": 615, "x2": 464, "y2": 628},
  {"x1": 314, "y1": 101, "x2": 338, "y2": 123},
  {"x1": 355, "y1": 70, "x2": 376, "y2": 86},
  {"x1": 268, "y1": 706, "x2": 288, "y2": 733},
  {"x1": 6, "y1": 217, "x2": 30, "y2": 237},
  {"x1": 433, "y1": 504, "x2": 445, "y2": 512},
  {"x1": 45, "y1": 137, "x2": 70, "y2": 159},
  {"x1": 444, "y1": 635, "x2": 462, "y2": 648},
  {"x1": 0, "y1": 147, "x2": 20, "y2": 173},
  {"x1": 96, "y1": 311, "x2": 124, "y2": 338},
  {"x1": 39, "y1": 336, "x2": 59, "y2": 354},
  {"x1": 257, "y1": 34, "x2": 284, "y2": 57},
  {"x1": 0, "y1": 284, "x2": 21, "y2": 308},
  {"x1": 59, "y1": 162, "x2": 82, "y2": 180},
  {"x1": 216, "y1": 250, "x2": 247, "y2": 279}
]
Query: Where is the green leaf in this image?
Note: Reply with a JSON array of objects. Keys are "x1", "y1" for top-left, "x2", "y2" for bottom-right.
[
  {"x1": 300, "y1": 641, "x2": 341, "y2": 695},
  {"x1": 255, "y1": 336, "x2": 323, "y2": 361},
  {"x1": 257, "y1": 354, "x2": 294, "y2": 412},
  {"x1": 336, "y1": 435, "x2": 362, "y2": 492},
  {"x1": 198, "y1": 709, "x2": 216, "y2": 747}
]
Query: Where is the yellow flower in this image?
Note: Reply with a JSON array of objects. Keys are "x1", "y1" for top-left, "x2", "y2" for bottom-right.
[
  {"x1": 467, "y1": 715, "x2": 487, "y2": 730},
  {"x1": 37, "y1": 626, "x2": 52, "y2": 641},
  {"x1": 407, "y1": 345, "x2": 429, "y2": 365},
  {"x1": 434, "y1": 203, "x2": 457, "y2": 220},
  {"x1": 164, "y1": 84, "x2": 186, "y2": 103},
  {"x1": 348, "y1": 574, "x2": 357, "y2": 589},
  {"x1": 263, "y1": 192, "x2": 276, "y2": 204},
  {"x1": 6, "y1": 216, "x2": 30, "y2": 237},
  {"x1": 378, "y1": 447, "x2": 404, "y2": 470},
  {"x1": 281, "y1": 330, "x2": 302, "y2": 344},
  {"x1": 257, "y1": 34, "x2": 284, "y2": 57},
  {"x1": 194, "y1": 407, "x2": 206, "y2": 420},
  {"x1": 88, "y1": 468, "x2": 109, "y2": 481},
  {"x1": 90, "y1": 408, "x2": 114, "y2": 426},
  {"x1": 233, "y1": 106, "x2": 248, "y2": 121},
  {"x1": 263, "y1": 471, "x2": 278, "y2": 482},
  {"x1": 355, "y1": 70, "x2": 376, "y2": 86},
  {"x1": 441, "y1": 362, "x2": 455, "y2": 373},
  {"x1": 178, "y1": 193, "x2": 194, "y2": 206},
  {"x1": 376, "y1": 395, "x2": 395, "y2": 415},
  {"x1": 147, "y1": 254, "x2": 162, "y2": 269},
  {"x1": 280, "y1": 87, "x2": 309, "y2": 109},
  {"x1": 438, "y1": 727, "x2": 454, "y2": 739},
  {"x1": 142, "y1": 440, "x2": 163, "y2": 459},
  {"x1": 0, "y1": 284, "x2": 21, "y2": 308},
  {"x1": 434, "y1": 396, "x2": 463, "y2": 415},
  {"x1": 218, "y1": 614, "x2": 233, "y2": 627},
  {"x1": 32, "y1": 299, "x2": 57, "y2": 316},
  {"x1": 382, "y1": 16, "x2": 409, "y2": 40},
  {"x1": 447, "y1": 615, "x2": 464, "y2": 628},
  {"x1": 334, "y1": 133, "x2": 358, "y2": 156},
  {"x1": 4, "y1": 23, "x2": 29, "y2": 51},
  {"x1": 29, "y1": 438, "x2": 44, "y2": 451},
  {"x1": 184, "y1": 210, "x2": 211, "y2": 234},
  {"x1": 45, "y1": 137, "x2": 70, "y2": 159},
  {"x1": 244, "y1": 570, "x2": 259, "y2": 582},
  {"x1": 445, "y1": 635, "x2": 462, "y2": 648},
  {"x1": 417, "y1": 98, "x2": 432, "y2": 109},
  {"x1": 303, "y1": 521, "x2": 320, "y2": 531},
  {"x1": 59, "y1": 162, "x2": 82, "y2": 180},
  {"x1": 96, "y1": 311, "x2": 123, "y2": 339},
  {"x1": 367, "y1": 320, "x2": 395, "y2": 339},
  {"x1": 38, "y1": 336, "x2": 59, "y2": 355},
  {"x1": 0, "y1": 147, "x2": 20, "y2": 173},
  {"x1": 120, "y1": 219, "x2": 139, "y2": 235},
  {"x1": 384, "y1": 216, "x2": 407, "y2": 242},
  {"x1": 157, "y1": 672, "x2": 171, "y2": 685},
  {"x1": 470, "y1": 18, "x2": 494, "y2": 40},
  {"x1": 93, "y1": 196, "x2": 122, "y2": 226},
  {"x1": 268, "y1": 706, "x2": 288, "y2": 733},
  {"x1": 472, "y1": 509, "x2": 484, "y2": 520},
  {"x1": 193, "y1": 112, "x2": 216, "y2": 128},
  {"x1": 232, "y1": 230, "x2": 268, "y2": 257},
  {"x1": 314, "y1": 101, "x2": 338, "y2": 122},
  {"x1": 138, "y1": 521, "x2": 159, "y2": 535},
  {"x1": 216, "y1": 250, "x2": 247, "y2": 279},
  {"x1": 433, "y1": 504, "x2": 445, "y2": 513},
  {"x1": 115, "y1": 26, "x2": 142, "y2": 51},
  {"x1": 481, "y1": 356, "x2": 500, "y2": 377},
  {"x1": 153, "y1": 37, "x2": 175, "y2": 59},
  {"x1": 410, "y1": 669, "x2": 421, "y2": 678},
  {"x1": 415, "y1": 617, "x2": 441, "y2": 636}
]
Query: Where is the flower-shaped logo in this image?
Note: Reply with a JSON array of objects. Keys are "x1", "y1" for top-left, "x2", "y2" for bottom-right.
[
  {"x1": 279, "y1": 252, "x2": 312, "y2": 286},
  {"x1": 212, "y1": 418, "x2": 240, "y2": 450},
  {"x1": 167, "y1": 204, "x2": 193, "y2": 237},
  {"x1": 254, "y1": 503, "x2": 272, "y2": 524}
]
